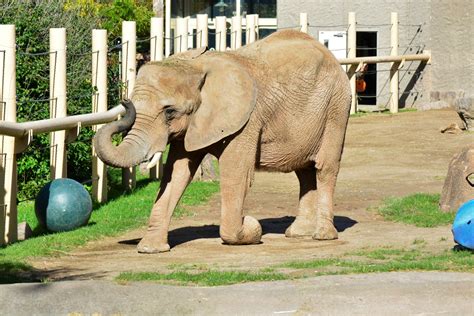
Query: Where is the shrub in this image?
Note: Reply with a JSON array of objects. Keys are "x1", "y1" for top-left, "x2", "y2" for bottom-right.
[{"x1": 0, "y1": 1, "x2": 154, "y2": 200}]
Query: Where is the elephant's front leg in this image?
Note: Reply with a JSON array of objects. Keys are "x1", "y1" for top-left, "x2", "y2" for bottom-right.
[
  {"x1": 137, "y1": 142, "x2": 204, "y2": 253},
  {"x1": 218, "y1": 140, "x2": 262, "y2": 245}
]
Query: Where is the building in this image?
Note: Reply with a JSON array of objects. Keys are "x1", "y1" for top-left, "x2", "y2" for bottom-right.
[{"x1": 168, "y1": 0, "x2": 473, "y2": 109}]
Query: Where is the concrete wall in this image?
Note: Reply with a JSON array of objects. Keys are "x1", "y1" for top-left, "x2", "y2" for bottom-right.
[{"x1": 277, "y1": 0, "x2": 474, "y2": 109}]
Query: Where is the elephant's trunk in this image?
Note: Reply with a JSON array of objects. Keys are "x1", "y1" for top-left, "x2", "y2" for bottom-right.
[{"x1": 93, "y1": 99, "x2": 149, "y2": 168}]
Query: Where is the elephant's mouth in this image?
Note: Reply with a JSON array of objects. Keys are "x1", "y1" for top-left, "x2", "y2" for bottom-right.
[{"x1": 144, "y1": 151, "x2": 163, "y2": 170}]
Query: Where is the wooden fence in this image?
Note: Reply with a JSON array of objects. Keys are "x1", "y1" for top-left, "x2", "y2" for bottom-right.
[{"x1": 0, "y1": 12, "x2": 430, "y2": 244}]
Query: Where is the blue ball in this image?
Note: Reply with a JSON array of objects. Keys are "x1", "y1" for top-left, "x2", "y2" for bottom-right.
[
  {"x1": 452, "y1": 199, "x2": 474, "y2": 249},
  {"x1": 35, "y1": 178, "x2": 92, "y2": 232}
]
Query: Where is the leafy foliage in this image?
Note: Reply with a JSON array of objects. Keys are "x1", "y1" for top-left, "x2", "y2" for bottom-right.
[{"x1": 0, "y1": 0, "x2": 154, "y2": 200}]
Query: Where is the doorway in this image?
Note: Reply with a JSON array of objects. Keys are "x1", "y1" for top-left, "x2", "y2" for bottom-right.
[{"x1": 356, "y1": 32, "x2": 377, "y2": 105}]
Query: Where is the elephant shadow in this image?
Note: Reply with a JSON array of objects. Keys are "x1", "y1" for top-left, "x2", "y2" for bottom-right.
[{"x1": 119, "y1": 216, "x2": 357, "y2": 249}]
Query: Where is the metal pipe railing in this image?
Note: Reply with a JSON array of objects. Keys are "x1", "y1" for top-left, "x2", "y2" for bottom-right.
[
  {"x1": 0, "y1": 104, "x2": 125, "y2": 137},
  {"x1": 339, "y1": 53, "x2": 431, "y2": 65}
]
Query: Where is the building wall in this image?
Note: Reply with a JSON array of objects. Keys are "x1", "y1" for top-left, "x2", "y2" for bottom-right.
[{"x1": 277, "y1": 0, "x2": 474, "y2": 108}]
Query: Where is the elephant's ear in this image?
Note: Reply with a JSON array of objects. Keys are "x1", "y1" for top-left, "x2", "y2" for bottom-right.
[{"x1": 184, "y1": 55, "x2": 257, "y2": 152}]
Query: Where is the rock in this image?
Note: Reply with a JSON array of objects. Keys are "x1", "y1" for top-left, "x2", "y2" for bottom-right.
[
  {"x1": 17, "y1": 222, "x2": 32, "y2": 241},
  {"x1": 439, "y1": 146, "x2": 474, "y2": 212},
  {"x1": 454, "y1": 97, "x2": 474, "y2": 131},
  {"x1": 193, "y1": 154, "x2": 219, "y2": 182}
]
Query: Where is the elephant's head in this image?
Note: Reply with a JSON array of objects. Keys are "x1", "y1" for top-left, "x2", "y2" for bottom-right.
[{"x1": 93, "y1": 48, "x2": 257, "y2": 169}]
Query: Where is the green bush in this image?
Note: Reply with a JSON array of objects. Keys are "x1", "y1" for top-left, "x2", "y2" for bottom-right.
[{"x1": 0, "y1": 1, "x2": 154, "y2": 200}]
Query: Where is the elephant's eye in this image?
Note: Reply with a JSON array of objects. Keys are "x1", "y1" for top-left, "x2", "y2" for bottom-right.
[{"x1": 164, "y1": 107, "x2": 176, "y2": 120}]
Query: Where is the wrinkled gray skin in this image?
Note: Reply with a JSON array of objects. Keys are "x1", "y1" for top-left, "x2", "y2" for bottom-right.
[{"x1": 94, "y1": 30, "x2": 351, "y2": 253}]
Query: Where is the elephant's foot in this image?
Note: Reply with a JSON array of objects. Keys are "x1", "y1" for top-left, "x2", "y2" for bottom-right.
[
  {"x1": 137, "y1": 234, "x2": 170, "y2": 254},
  {"x1": 221, "y1": 216, "x2": 262, "y2": 245},
  {"x1": 312, "y1": 222, "x2": 338, "y2": 240},
  {"x1": 285, "y1": 216, "x2": 317, "y2": 238}
]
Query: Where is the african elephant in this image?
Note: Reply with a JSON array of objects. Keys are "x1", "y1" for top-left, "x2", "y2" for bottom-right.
[{"x1": 94, "y1": 30, "x2": 351, "y2": 253}]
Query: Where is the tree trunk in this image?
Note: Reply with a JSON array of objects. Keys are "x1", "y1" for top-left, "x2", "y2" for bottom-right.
[{"x1": 153, "y1": 0, "x2": 164, "y2": 17}]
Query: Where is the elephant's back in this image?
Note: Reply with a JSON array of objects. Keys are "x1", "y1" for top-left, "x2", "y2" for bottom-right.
[{"x1": 238, "y1": 30, "x2": 340, "y2": 78}]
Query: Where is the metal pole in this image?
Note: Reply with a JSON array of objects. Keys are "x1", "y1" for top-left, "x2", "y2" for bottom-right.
[
  {"x1": 231, "y1": 16, "x2": 242, "y2": 50},
  {"x1": 92, "y1": 29, "x2": 108, "y2": 203},
  {"x1": 49, "y1": 28, "x2": 67, "y2": 179},
  {"x1": 390, "y1": 12, "x2": 399, "y2": 113},
  {"x1": 215, "y1": 16, "x2": 227, "y2": 51},
  {"x1": 0, "y1": 24, "x2": 17, "y2": 244},
  {"x1": 300, "y1": 13, "x2": 308, "y2": 33},
  {"x1": 347, "y1": 12, "x2": 357, "y2": 114},
  {"x1": 150, "y1": 17, "x2": 164, "y2": 62},
  {"x1": 196, "y1": 14, "x2": 209, "y2": 48},
  {"x1": 149, "y1": 17, "x2": 163, "y2": 180},
  {"x1": 121, "y1": 21, "x2": 136, "y2": 190}
]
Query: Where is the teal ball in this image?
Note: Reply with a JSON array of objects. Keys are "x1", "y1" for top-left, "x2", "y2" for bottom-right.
[{"x1": 35, "y1": 178, "x2": 92, "y2": 232}]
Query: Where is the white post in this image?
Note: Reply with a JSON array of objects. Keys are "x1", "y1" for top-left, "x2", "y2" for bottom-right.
[
  {"x1": 246, "y1": 14, "x2": 257, "y2": 44},
  {"x1": 231, "y1": 16, "x2": 242, "y2": 50},
  {"x1": 187, "y1": 17, "x2": 194, "y2": 50},
  {"x1": 196, "y1": 14, "x2": 209, "y2": 48},
  {"x1": 215, "y1": 16, "x2": 227, "y2": 51},
  {"x1": 165, "y1": 0, "x2": 171, "y2": 57},
  {"x1": 390, "y1": 12, "x2": 399, "y2": 114},
  {"x1": 150, "y1": 17, "x2": 164, "y2": 62},
  {"x1": 254, "y1": 14, "x2": 260, "y2": 40},
  {"x1": 49, "y1": 28, "x2": 67, "y2": 179},
  {"x1": 175, "y1": 17, "x2": 188, "y2": 53},
  {"x1": 149, "y1": 17, "x2": 164, "y2": 180},
  {"x1": 0, "y1": 24, "x2": 17, "y2": 244},
  {"x1": 121, "y1": 21, "x2": 136, "y2": 190},
  {"x1": 92, "y1": 29, "x2": 108, "y2": 203},
  {"x1": 300, "y1": 13, "x2": 308, "y2": 33},
  {"x1": 347, "y1": 12, "x2": 357, "y2": 114}
]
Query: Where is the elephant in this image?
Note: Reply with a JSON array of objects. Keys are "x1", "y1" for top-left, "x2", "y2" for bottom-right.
[{"x1": 94, "y1": 30, "x2": 351, "y2": 254}]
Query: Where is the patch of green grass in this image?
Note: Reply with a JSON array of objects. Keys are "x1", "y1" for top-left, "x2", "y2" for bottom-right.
[
  {"x1": 1, "y1": 180, "x2": 220, "y2": 263},
  {"x1": 114, "y1": 246, "x2": 474, "y2": 287},
  {"x1": 116, "y1": 270, "x2": 288, "y2": 286},
  {"x1": 377, "y1": 193, "x2": 454, "y2": 227},
  {"x1": 281, "y1": 248, "x2": 474, "y2": 277}
]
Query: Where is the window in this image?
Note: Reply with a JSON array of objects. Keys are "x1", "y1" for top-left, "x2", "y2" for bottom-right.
[{"x1": 171, "y1": 0, "x2": 276, "y2": 18}]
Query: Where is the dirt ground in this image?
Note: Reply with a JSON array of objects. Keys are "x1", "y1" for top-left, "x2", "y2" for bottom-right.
[{"x1": 31, "y1": 109, "x2": 473, "y2": 280}]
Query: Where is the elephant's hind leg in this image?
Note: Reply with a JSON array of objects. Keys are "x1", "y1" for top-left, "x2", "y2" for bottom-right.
[{"x1": 285, "y1": 167, "x2": 318, "y2": 238}]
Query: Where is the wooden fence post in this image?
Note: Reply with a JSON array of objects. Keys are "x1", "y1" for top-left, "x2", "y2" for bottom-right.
[
  {"x1": 300, "y1": 13, "x2": 308, "y2": 33},
  {"x1": 0, "y1": 24, "x2": 17, "y2": 244},
  {"x1": 175, "y1": 17, "x2": 188, "y2": 53},
  {"x1": 196, "y1": 14, "x2": 208, "y2": 48},
  {"x1": 215, "y1": 16, "x2": 227, "y2": 51},
  {"x1": 246, "y1": 14, "x2": 257, "y2": 44},
  {"x1": 347, "y1": 12, "x2": 357, "y2": 114},
  {"x1": 92, "y1": 29, "x2": 108, "y2": 203},
  {"x1": 149, "y1": 17, "x2": 164, "y2": 180},
  {"x1": 121, "y1": 21, "x2": 136, "y2": 190},
  {"x1": 390, "y1": 12, "x2": 399, "y2": 113},
  {"x1": 50, "y1": 28, "x2": 67, "y2": 179},
  {"x1": 231, "y1": 16, "x2": 242, "y2": 50},
  {"x1": 150, "y1": 17, "x2": 164, "y2": 62}
]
